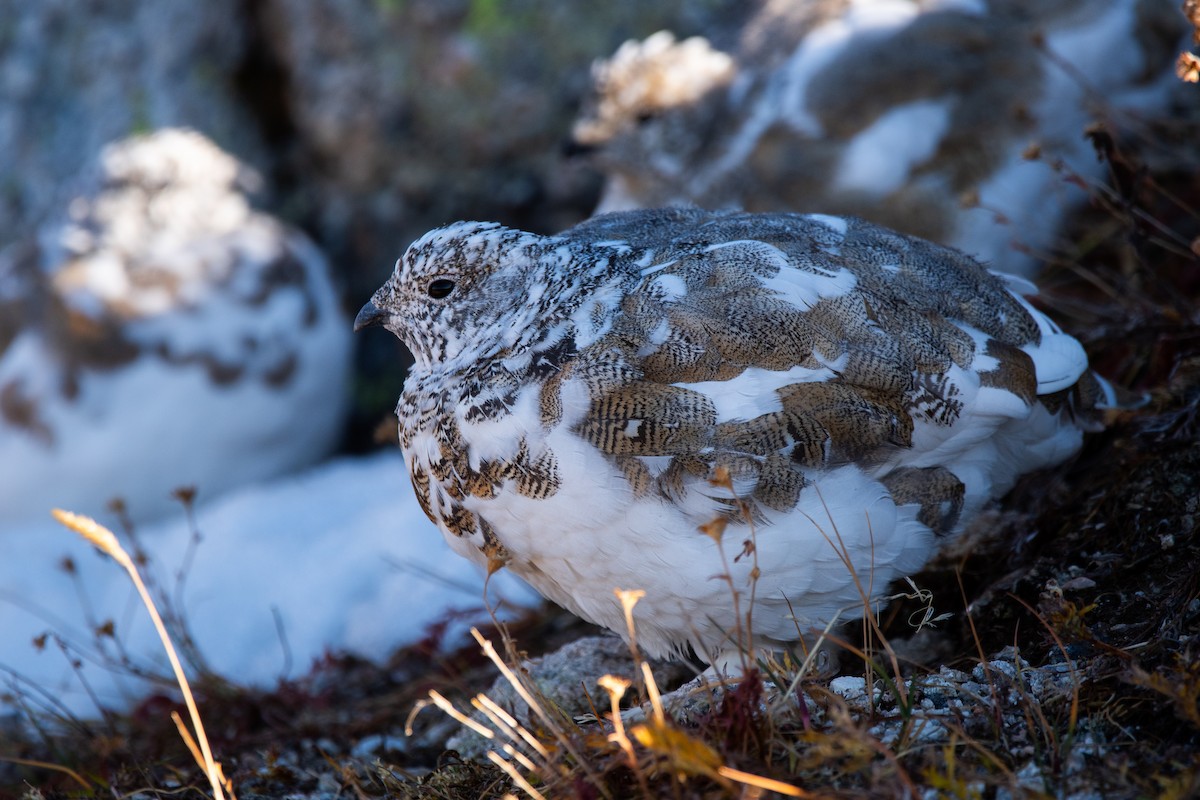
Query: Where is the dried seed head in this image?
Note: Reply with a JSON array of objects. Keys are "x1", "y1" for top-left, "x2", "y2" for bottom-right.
[{"x1": 53, "y1": 509, "x2": 122, "y2": 558}]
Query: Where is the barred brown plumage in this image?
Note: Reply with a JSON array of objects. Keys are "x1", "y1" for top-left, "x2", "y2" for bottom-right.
[{"x1": 357, "y1": 208, "x2": 1113, "y2": 669}]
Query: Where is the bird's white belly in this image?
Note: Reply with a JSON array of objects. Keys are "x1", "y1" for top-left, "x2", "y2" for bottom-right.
[{"x1": 452, "y1": 423, "x2": 937, "y2": 661}]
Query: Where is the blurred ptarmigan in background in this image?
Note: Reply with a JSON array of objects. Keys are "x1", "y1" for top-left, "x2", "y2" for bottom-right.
[
  {"x1": 357, "y1": 208, "x2": 1115, "y2": 669},
  {"x1": 0, "y1": 129, "x2": 351, "y2": 524},
  {"x1": 571, "y1": 0, "x2": 1187, "y2": 276}
]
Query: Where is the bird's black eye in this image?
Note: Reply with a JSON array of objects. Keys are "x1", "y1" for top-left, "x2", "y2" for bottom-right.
[{"x1": 427, "y1": 278, "x2": 455, "y2": 299}]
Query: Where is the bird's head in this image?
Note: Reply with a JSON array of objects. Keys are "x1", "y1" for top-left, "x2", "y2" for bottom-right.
[{"x1": 355, "y1": 222, "x2": 572, "y2": 373}]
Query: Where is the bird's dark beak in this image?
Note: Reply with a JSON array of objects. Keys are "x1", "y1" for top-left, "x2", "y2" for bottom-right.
[{"x1": 354, "y1": 300, "x2": 386, "y2": 332}]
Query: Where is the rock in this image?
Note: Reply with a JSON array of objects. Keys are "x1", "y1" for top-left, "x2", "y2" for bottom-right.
[
  {"x1": 828, "y1": 675, "x2": 872, "y2": 707},
  {"x1": 0, "y1": 0, "x2": 262, "y2": 247},
  {"x1": 0, "y1": 129, "x2": 351, "y2": 523},
  {"x1": 572, "y1": 0, "x2": 1188, "y2": 275},
  {"x1": 446, "y1": 634, "x2": 694, "y2": 758},
  {"x1": 252, "y1": 0, "x2": 752, "y2": 299}
]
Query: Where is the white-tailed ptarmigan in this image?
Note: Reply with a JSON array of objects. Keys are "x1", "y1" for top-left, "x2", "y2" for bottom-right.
[
  {"x1": 571, "y1": 1, "x2": 1186, "y2": 277},
  {"x1": 356, "y1": 208, "x2": 1112, "y2": 668},
  {"x1": 0, "y1": 129, "x2": 351, "y2": 525}
]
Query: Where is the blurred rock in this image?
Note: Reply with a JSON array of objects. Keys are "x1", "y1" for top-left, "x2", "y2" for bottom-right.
[
  {"x1": 0, "y1": 129, "x2": 351, "y2": 524},
  {"x1": 0, "y1": 0, "x2": 262, "y2": 247},
  {"x1": 253, "y1": 0, "x2": 753, "y2": 300},
  {"x1": 446, "y1": 634, "x2": 695, "y2": 758},
  {"x1": 572, "y1": 0, "x2": 1189, "y2": 275}
]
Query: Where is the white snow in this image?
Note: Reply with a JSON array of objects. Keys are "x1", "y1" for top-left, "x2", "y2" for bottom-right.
[
  {"x1": 0, "y1": 325, "x2": 351, "y2": 526},
  {"x1": 947, "y1": 0, "x2": 1181, "y2": 270},
  {"x1": 779, "y1": 0, "x2": 919, "y2": 137},
  {"x1": 0, "y1": 451, "x2": 539, "y2": 719},
  {"x1": 834, "y1": 99, "x2": 953, "y2": 196},
  {"x1": 691, "y1": 0, "x2": 920, "y2": 198},
  {"x1": 0, "y1": 129, "x2": 354, "y2": 526}
]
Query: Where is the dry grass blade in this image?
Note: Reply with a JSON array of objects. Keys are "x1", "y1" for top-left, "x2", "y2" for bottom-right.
[
  {"x1": 470, "y1": 627, "x2": 611, "y2": 797},
  {"x1": 802, "y1": 495, "x2": 910, "y2": 709},
  {"x1": 473, "y1": 694, "x2": 552, "y2": 761},
  {"x1": 428, "y1": 690, "x2": 495, "y2": 740},
  {"x1": 598, "y1": 672, "x2": 647, "y2": 794},
  {"x1": 615, "y1": 588, "x2": 647, "y2": 665},
  {"x1": 715, "y1": 765, "x2": 810, "y2": 797},
  {"x1": 486, "y1": 750, "x2": 547, "y2": 800},
  {"x1": 1005, "y1": 592, "x2": 1081, "y2": 737},
  {"x1": 640, "y1": 661, "x2": 665, "y2": 724},
  {"x1": 0, "y1": 756, "x2": 91, "y2": 790},
  {"x1": 598, "y1": 673, "x2": 654, "y2": 799},
  {"x1": 52, "y1": 508, "x2": 233, "y2": 800},
  {"x1": 630, "y1": 718, "x2": 724, "y2": 781}
]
